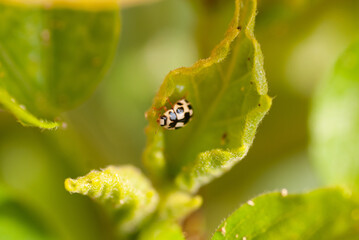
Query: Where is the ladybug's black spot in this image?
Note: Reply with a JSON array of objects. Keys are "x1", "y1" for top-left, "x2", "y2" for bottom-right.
[
  {"x1": 188, "y1": 104, "x2": 192, "y2": 110},
  {"x1": 177, "y1": 102, "x2": 183, "y2": 106},
  {"x1": 183, "y1": 112, "x2": 191, "y2": 124},
  {"x1": 169, "y1": 121, "x2": 177, "y2": 128}
]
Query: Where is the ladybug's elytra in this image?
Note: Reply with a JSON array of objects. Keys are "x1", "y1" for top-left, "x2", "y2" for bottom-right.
[{"x1": 158, "y1": 98, "x2": 193, "y2": 130}]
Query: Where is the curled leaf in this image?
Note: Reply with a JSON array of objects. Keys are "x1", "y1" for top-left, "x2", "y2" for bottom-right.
[
  {"x1": 65, "y1": 165, "x2": 159, "y2": 234},
  {"x1": 144, "y1": 0, "x2": 271, "y2": 192}
]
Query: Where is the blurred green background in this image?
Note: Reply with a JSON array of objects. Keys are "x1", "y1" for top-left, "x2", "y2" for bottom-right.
[{"x1": 1, "y1": 0, "x2": 359, "y2": 239}]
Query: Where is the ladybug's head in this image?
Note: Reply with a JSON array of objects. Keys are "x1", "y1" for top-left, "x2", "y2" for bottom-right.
[{"x1": 158, "y1": 115, "x2": 167, "y2": 127}]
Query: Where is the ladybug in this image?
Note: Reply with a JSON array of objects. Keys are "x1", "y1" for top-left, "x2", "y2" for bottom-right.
[{"x1": 158, "y1": 98, "x2": 193, "y2": 130}]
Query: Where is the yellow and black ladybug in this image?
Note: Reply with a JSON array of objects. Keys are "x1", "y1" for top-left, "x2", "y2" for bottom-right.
[{"x1": 158, "y1": 98, "x2": 193, "y2": 130}]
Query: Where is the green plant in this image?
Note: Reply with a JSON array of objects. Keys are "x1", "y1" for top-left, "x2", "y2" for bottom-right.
[
  {"x1": 64, "y1": 0, "x2": 272, "y2": 238},
  {"x1": 2, "y1": 0, "x2": 359, "y2": 239}
]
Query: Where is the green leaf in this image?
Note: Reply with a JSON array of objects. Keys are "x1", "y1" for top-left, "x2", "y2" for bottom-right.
[
  {"x1": 0, "y1": 0, "x2": 120, "y2": 126},
  {"x1": 64, "y1": 165, "x2": 159, "y2": 234},
  {"x1": 143, "y1": 0, "x2": 271, "y2": 192},
  {"x1": 138, "y1": 220, "x2": 185, "y2": 240},
  {"x1": 310, "y1": 41, "x2": 359, "y2": 191},
  {"x1": 0, "y1": 185, "x2": 54, "y2": 240},
  {"x1": 212, "y1": 188, "x2": 359, "y2": 240}
]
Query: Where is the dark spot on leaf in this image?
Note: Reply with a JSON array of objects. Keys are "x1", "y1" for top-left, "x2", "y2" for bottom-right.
[
  {"x1": 248, "y1": 57, "x2": 250, "y2": 61},
  {"x1": 237, "y1": 26, "x2": 242, "y2": 30},
  {"x1": 258, "y1": 104, "x2": 261, "y2": 107},
  {"x1": 250, "y1": 81, "x2": 253, "y2": 85},
  {"x1": 221, "y1": 133, "x2": 228, "y2": 145}
]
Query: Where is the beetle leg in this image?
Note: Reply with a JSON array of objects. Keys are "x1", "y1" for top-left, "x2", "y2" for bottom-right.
[{"x1": 166, "y1": 98, "x2": 174, "y2": 109}]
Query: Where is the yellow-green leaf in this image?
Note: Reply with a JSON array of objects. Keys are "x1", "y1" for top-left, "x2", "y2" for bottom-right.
[
  {"x1": 212, "y1": 188, "x2": 359, "y2": 240},
  {"x1": 143, "y1": 0, "x2": 271, "y2": 192},
  {"x1": 64, "y1": 165, "x2": 159, "y2": 234},
  {"x1": 310, "y1": 40, "x2": 359, "y2": 191},
  {"x1": 138, "y1": 220, "x2": 185, "y2": 240},
  {"x1": 158, "y1": 190, "x2": 202, "y2": 221},
  {"x1": 0, "y1": 0, "x2": 120, "y2": 126}
]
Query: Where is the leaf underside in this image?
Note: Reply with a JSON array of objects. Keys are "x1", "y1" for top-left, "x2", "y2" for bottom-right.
[
  {"x1": 212, "y1": 188, "x2": 359, "y2": 240},
  {"x1": 143, "y1": 0, "x2": 271, "y2": 192}
]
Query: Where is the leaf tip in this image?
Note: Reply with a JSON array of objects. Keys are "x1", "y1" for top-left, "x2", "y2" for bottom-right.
[
  {"x1": 64, "y1": 178, "x2": 77, "y2": 193},
  {"x1": 0, "y1": 89, "x2": 61, "y2": 130}
]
